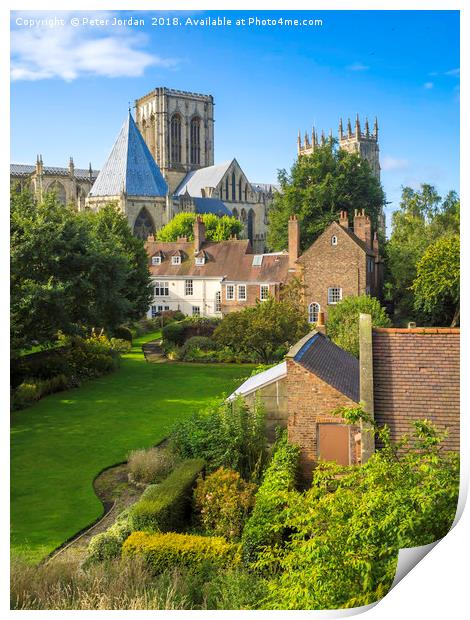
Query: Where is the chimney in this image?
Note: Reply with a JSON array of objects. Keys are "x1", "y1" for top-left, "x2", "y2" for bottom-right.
[
  {"x1": 288, "y1": 215, "x2": 300, "y2": 269},
  {"x1": 339, "y1": 210, "x2": 349, "y2": 229},
  {"x1": 353, "y1": 209, "x2": 372, "y2": 249},
  {"x1": 194, "y1": 216, "x2": 206, "y2": 253},
  {"x1": 316, "y1": 312, "x2": 326, "y2": 334}
]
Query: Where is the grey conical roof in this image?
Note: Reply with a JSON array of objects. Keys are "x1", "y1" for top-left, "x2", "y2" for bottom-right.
[{"x1": 89, "y1": 112, "x2": 168, "y2": 198}]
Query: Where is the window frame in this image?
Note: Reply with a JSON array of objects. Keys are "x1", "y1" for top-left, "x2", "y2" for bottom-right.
[
  {"x1": 185, "y1": 279, "x2": 194, "y2": 296},
  {"x1": 171, "y1": 255, "x2": 181, "y2": 266},
  {"x1": 327, "y1": 287, "x2": 342, "y2": 305},
  {"x1": 260, "y1": 284, "x2": 269, "y2": 301},
  {"x1": 308, "y1": 302, "x2": 320, "y2": 323},
  {"x1": 151, "y1": 256, "x2": 162, "y2": 266},
  {"x1": 331, "y1": 235, "x2": 338, "y2": 246},
  {"x1": 237, "y1": 284, "x2": 247, "y2": 301},
  {"x1": 154, "y1": 281, "x2": 169, "y2": 297},
  {"x1": 195, "y1": 256, "x2": 205, "y2": 266},
  {"x1": 226, "y1": 284, "x2": 235, "y2": 301},
  {"x1": 192, "y1": 306, "x2": 201, "y2": 317},
  {"x1": 215, "y1": 291, "x2": 222, "y2": 313}
]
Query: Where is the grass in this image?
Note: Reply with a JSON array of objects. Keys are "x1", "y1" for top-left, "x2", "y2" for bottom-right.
[{"x1": 11, "y1": 331, "x2": 253, "y2": 563}]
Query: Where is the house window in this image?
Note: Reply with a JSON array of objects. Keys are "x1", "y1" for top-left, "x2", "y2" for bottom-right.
[
  {"x1": 328, "y1": 287, "x2": 342, "y2": 305},
  {"x1": 368, "y1": 257, "x2": 374, "y2": 273},
  {"x1": 331, "y1": 235, "x2": 338, "y2": 246},
  {"x1": 226, "y1": 285, "x2": 235, "y2": 301},
  {"x1": 170, "y1": 114, "x2": 182, "y2": 164},
  {"x1": 192, "y1": 306, "x2": 201, "y2": 317},
  {"x1": 195, "y1": 256, "x2": 205, "y2": 266},
  {"x1": 185, "y1": 279, "x2": 193, "y2": 296},
  {"x1": 151, "y1": 305, "x2": 157, "y2": 318},
  {"x1": 237, "y1": 284, "x2": 247, "y2": 301},
  {"x1": 155, "y1": 281, "x2": 169, "y2": 297},
  {"x1": 190, "y1": 117, "x2": 201, "y2": 165},
  {"x1": 252, "y1": 255, "x2": 263, "y2": 266},
  {"x1": 215, "y1": 291, "x2": 222, "y2": 312},
  {"x1": 171, "y1": 255, "x2": 181, "y2": 265},
  {"x1": 260, "y1": 285, "x2": 269, "y2": 300},
  {"x1": 308, "y1": 302, "x2": 320, "y2": 323},
  {"x1": 151, "y1": 256, "x2": 161, "y2": 266}
]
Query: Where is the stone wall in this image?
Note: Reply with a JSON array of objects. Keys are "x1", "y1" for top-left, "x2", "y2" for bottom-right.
[{"x1": 372, "y1": 328, "x2": 460, "y2": 451}]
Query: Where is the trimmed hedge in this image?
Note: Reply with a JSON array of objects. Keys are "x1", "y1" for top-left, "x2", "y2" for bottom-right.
[
  {"x1": 129, "y1": 459, "x2": 205, "y2": 532},
  {"x1": 122, "y1": 531, "x2": 241, "y2": 573},
  {"x1": 241, "y1": 431, "x2": 300, "y2": 563}
]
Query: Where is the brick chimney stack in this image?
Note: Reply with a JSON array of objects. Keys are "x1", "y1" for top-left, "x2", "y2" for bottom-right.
[
  {"x1": 353, "y1": 209, "x2": 372, "y2": 249},
  {"x1": 194, "y1": 216, "x2": 206, "y2": 253},
  {"x1": 339, "y1": 210, "x2": 349, "y2": 229},
  {"x1": 288, "y1": 215, "x2": 300, "y2": 269}
]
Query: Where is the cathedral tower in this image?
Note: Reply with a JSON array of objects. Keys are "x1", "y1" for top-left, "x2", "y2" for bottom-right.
[
  {"x1": 338, "y1": 115, "x2": 380, "y2": 181},
  {"x1": 135, "y1": 87, "x2": 215, "y2": 195}
]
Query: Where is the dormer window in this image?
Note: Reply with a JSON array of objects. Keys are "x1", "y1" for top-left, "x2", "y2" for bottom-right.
[
  {"x1": 331, "y1": 235, "x2": 338, "y2": 246},
  {"x1": 195, "y1": 256, "x2": 205, "y2": 266},
  {"x1": 172, "y1": 255, "x2": 181, "y2": 265},
  {"x1": 151, "y1": 256, "x2": 162, "y2": 266}
]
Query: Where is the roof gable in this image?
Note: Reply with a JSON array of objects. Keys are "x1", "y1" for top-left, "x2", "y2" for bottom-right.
[
  {"x1": 89, "y1": 113, "x2": 168, "y2": 198},
  {"x1": 298, "y1": 220, "x2": 373, "y2": 262}
]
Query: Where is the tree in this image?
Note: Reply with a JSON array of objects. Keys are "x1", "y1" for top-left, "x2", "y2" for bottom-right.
[
  {"x1": 213, "y1": 298, "x2": 310, "y2": 363},
  {"x1": 384, "y1": 185, "x2": 459, "y2": 320},
  {"x1": 267, "y1": 143, "x2": 385, "y2": 251},
  {"x1": 412, "y1": 235, "x2": 460, "y2": 326},
  {"x1": 157, "y1": 212, "x2": 243, "y2": 242},
  {"x1": 327, "y1": 295, "x2": 391, "y2": 357},
  {"x1": 10, "y1": 191, "x2": 151, "y2": 356}
]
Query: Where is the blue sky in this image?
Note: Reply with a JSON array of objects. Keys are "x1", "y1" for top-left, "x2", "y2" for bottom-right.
[{"x1": 10, "y1": 10, "x2": 459, "y2": 223}]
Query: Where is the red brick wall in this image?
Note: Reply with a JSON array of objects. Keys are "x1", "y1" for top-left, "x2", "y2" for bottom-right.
[
  {"x1": 286, "y1": 358, "x2": 360, "y2": 478},
  {"x1": 299, "y1": 223, "x2": 370, "y2": 322},
  {"x1": 221, "y1": 282, "x2": 280, "y2": 314},
  {"x1": 372, "y1": 328, "x2": 460, "y2": 451}
]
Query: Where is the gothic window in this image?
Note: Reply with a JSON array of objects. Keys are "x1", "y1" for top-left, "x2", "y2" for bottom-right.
[
  {"x1": 240, "y1": 208, "x2": 247, "y2": 222},
  {"x1": 331, "y1": 235, "x2": 338, "y2": 246},
  {"x1": 308, "y1": 302, "x2": 320, "y2": 324},
  {"x1": 231, "y1": 172, "x2": 236, "y2": 201},
  {"x1": 232, "y1": 208, "x2": 239, "y2": 219},
  {"x1": 225, "y1": 176, "x2": 229, "y2": 200},
  {"x1": 48, "y1": 180, "x2": 66, "y2": 205},
  {"x1": 247, "y1": 209, "x2": 255, "y2": 244},
  {"x1": 239, "y1": 178, "x2": 242, "y2": 201},
  {"x1": 133, "y1": 208, "x2": 154, "y2": 240},
  {"x1": 190, "y1": 117, "x2": 201, "y2": 165},
  {"x1": 170, "y1": 114, "x2": 182, "y2": 164},
  {"x1": 244, "y1": 183, "x2": 248, "y2": 202}
]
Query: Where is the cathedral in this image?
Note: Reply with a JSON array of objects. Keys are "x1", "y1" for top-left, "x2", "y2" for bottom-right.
[{"x1": 10, "y1": 86, "x2": 384, "y2": 247}]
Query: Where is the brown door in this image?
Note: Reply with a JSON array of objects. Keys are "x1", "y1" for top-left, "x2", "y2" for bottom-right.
[{"x1": 318, "y1": 424, "x2": 350, "y2": 465}]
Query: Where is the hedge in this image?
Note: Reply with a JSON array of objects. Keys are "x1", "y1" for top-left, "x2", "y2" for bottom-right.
[
  {"x1": 122, "y1": 531, "x2": 241, "y2": 573},
  {"x1": 129, "y1": 458, "x2": 205, "y2": 532},
  {"x1": 241, "y1": 431, "x2": 300, "y2": 563}
]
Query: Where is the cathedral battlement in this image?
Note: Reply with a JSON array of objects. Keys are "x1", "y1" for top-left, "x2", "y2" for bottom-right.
[{"x1": 135, "y1": 86, "x2": 214, "y2": 105}]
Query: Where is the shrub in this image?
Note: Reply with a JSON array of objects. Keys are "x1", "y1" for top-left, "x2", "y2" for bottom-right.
[
  {"x1": 181, "y1": 336, "x2": 219, "y2": 354},
  {"x1": 123, "y1": 531, "x2": 241, "y2": 573},
  {"x1": 194, "y1": 468, "x2": 257, "y2": 540},
  {"x1": 128, "y1": 447, "x2": 177, "y2": 485},
  {"x1": 170, "y1": 396, "x2": 267, "y2": 482},
  {"x1": 162, "y1": 321, "x2": 186, "y2": 346},
  {"x1": 162, "y1": 317, "x2": 221, "y2": 346},
  {"x1": 160, "y1": 310, "x2": 185, "y2": 326},
  {"x1": 11, "y1": 374, "x2": 71, "y2": 410},
  {"x1": 87, "y1": 532, "x2": 122, "y2": 563},
  {"x1": 129, "y1": 459, "x2": 205, "y2": 532},
  {"x1": 327, "y1": 295, "x2": 391, "y2": 357},
  {"x1": 110, "y1": 338, "x2": 132, "y2": 353},
  {"x1": 63, "y1": 333, "x2": 120, "y2": 380},
  {"x1": 241, "y1": 431, "x2": 300, "y2": 563},
  {"x1": 113, "y1": 325, "x2": 133, "y2": 343}
]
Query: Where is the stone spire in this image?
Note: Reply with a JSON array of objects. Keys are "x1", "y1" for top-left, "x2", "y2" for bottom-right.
[
  {"x1": 355, "y1": 114, "x2": 361, "y2": 138},
  {"x1": 374, "y1": 117, "x2": 379, "y2": 139},
  {"x1": 68, "y1": 156, "x2": 74, "y2": 176},
  {"x1": 347, "y1": 118, "x2": 352, "y2": 138},
  {"x1": 88, "y1": 162, "x2": 93, "y2": 182},
  {"x1": 339, "y1": 117, "x2": 343, "y2": 140},
  {"x1": 365, "y1": 118, "x2": 370, "y2": 137}
]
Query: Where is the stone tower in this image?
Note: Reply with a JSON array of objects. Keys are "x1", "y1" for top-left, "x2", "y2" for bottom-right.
[
  {"x1": 338, "y1": 115, "x2": 380, "y2": 181},
  {"x1": 135, "y1": 87, "x2": 215, "y2": 195}
]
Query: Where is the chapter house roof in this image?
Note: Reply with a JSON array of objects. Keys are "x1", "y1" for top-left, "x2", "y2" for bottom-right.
[
  {"x1": 145, "y1": 238, "x2": 290, "y2": 283},
  {"x1": 174, "y1": 160, "x2": 233, "y2": 197},
  {"x1": 288, "y1": 331, "x2": 359, "y2": 402},
  {"x1": 89, "y1": 112, "x2": 168, "y2": 198}
]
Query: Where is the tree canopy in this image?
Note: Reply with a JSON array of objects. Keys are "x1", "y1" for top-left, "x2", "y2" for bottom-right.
[
  {"x1": 267, "y1": 143, "x2": 385, "y2": 251},
  {"x1": 412, "y1": 234, "x2": 460, "y2": 326},
  {"x1": 157, "y1": 212, "x2": 243, "y2": 242},
  {"x1": 10, "y1": 192, "x2": 151, "y2": 356}
]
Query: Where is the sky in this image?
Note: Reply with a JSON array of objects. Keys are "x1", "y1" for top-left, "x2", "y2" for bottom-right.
[{"x1": 10, "y1": 9, "x2": 460, "y2": 224}]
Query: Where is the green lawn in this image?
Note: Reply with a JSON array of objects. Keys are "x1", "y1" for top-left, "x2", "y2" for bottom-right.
[{"x1": 11, "y1": 331, "x2": 253, "y2": 563}]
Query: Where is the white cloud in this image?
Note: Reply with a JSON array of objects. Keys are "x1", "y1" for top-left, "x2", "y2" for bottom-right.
[
  {"x1": 11, "y1": 11, "x2": 178, "y2": 81},
  {"x1": 423, "y1": 82, "x2": 434, "y2": 89},
  {"x1": 347, "y1": 62, "x2": 370, "y2": 72},
  {"x1": 381, "y1": 156, "x2": 409, "y2": 172},
  {"x1": 445, "y1": 68, "x2": 460, "y2": 77}
]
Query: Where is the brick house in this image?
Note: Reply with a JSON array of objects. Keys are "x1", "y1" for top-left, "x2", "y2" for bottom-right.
[{"x1": 291, "y1": 210, "x2": 384, "y2": 323}]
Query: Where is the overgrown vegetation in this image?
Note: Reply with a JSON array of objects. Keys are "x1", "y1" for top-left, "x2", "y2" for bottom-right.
[{"x1": 127, "y1": 447, "x2": 178, "y2": 486}]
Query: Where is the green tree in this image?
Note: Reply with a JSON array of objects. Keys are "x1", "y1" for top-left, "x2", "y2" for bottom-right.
[
  {"x1": 411, "y1": 235, "x2": 460, "y2": 326},
  {"x1": 327, "y1": 295, "x2": 391, "y2": 357},
  {"x1": 267, "y1": 143, "x2": 385, "y2": 251},
  {"x1": 384, "y1": 185, "x2": 459, "y2": 320},
  {"x1": 157, "y1": 212, "x2": 243, "y2": 242},
  {"x1": 213, "y1": 297, "x2": 309, "y2": 363}
]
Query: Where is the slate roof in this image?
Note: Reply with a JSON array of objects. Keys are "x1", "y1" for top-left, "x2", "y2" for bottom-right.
[
  {"x1": 89, "y1": 112, "x2": 168, "y2": 198},
  {"x1": 11, "y1": 163, "x2": 98, "y2": 180},
  {"x1": 174, "y1": 161, "x2": 233, "y2": 197},
  {"x1": 290, "y1": 332, "x2": 359, "y2": 402},
  {"x1": 145, "y1": 238, "x2": 290, "y2": 283},
  {"x1": 193, "y1": 197, "x2": 232, "y2": 216}
]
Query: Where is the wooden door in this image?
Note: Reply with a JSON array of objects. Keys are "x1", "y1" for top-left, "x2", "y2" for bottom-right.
[{"x1": 318, "y1": 424, "x2": 350, "y2": 465}]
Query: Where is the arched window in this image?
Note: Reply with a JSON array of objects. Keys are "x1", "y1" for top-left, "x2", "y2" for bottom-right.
[
  {"x1": 232, "y1": 208, "x2": 239, "y2": 219},
  {"x1": 240, "y1": 208, "x2": 247, "y2": 222},
  {"x1": 133, "y1": 208, "x2": 155, "y2": 240},
  {"x1": 231, "y1": 171, "x2": 236, "y2": 201},
  {"x1": 331, "y1": 235, "x2": 338, "y2": 246},
  {"x1": 238, "y1": 178, "x2": 242, "y2": 201},
  {"x1": 48, "y1": 180, "x2": 66, "y2": 205},
  {"x1": 190, "y1": 117, "x2": 201, "y2": 165},
  {"x1": 225, "y1": 176, "x2": 229, "y2": 200},
  {"x1": 247, "y1": 209, "x2": 255, "y2": 244},
  {"x1": 308, "y1": 302, "x2": 320, "y2": 324},
  {"x1": 170, "y1": 114, "x2": 182, "y2": 164},
  {"x1": 244, "y1": 183, "x2": 248, "y2": 202}
]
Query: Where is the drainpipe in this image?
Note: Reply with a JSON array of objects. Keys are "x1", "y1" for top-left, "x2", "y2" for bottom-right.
[{"x1": 359, "y1": 313, "x2": 375, "y2": 462}]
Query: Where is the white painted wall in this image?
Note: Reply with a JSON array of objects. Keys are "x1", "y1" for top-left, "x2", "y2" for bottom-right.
[{"x1": 147, "y1": 276, "x2": 223, "y2": 318}]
